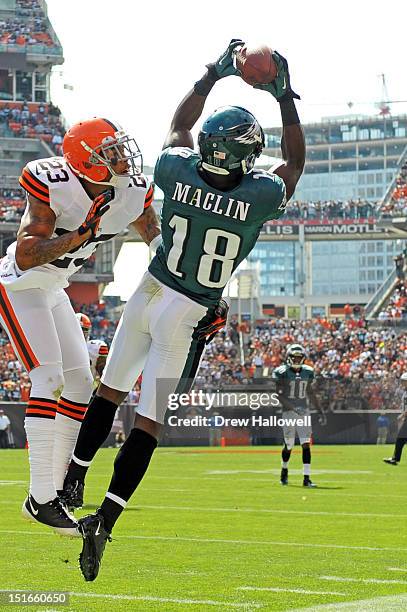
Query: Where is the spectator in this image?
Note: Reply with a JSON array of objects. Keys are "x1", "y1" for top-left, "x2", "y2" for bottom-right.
[
  {"x1": 376, "y1": 412, "x2": 390, "y2": 444},
  {"x1": 0, "y1": 409, "x2": 11, "y2": 448}
]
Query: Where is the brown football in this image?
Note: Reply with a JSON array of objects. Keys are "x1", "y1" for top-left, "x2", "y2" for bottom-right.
[{"x1": 235, "y1": 44, "x2": 277, "y2": 85}]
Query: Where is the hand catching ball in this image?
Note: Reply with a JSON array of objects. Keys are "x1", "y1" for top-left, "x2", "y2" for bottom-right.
[{"x1": 235, "y1": 44, "x2": 278, "y2": 85}]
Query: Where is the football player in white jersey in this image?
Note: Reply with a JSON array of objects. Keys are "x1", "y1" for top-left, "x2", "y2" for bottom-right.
[
  {"x1": 75, "y1": 312, "x2": 109, "y2": 381},
  {"x1": 0, "y1": 117, "x2": 160, "y2": 536}
]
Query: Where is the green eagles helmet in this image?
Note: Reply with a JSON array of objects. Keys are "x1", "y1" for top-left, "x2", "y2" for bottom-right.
[
  {"x1": 198, "y1": 106, "x2": 264, "y2": 175},
  {"x1": 286, "y1": 344, "x2": 306, "y2": 370}
]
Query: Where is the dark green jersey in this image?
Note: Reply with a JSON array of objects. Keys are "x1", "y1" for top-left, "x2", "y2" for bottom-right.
[
  {"x1": 272, "y1": 364, "x2": 314, "y2": 413},
  {"x1": 149, "y1": 147, "x2": 286, "y2": 307}
]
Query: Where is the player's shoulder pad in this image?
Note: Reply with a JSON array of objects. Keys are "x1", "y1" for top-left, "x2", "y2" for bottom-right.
[
  {"x1": 97, "y1": 340, "x2": 109, "y2": 356},
  {"x1": 249, "y1": 168, "x2": 287, "y2": 219},
  {"x1": 154, "y1": 147, "x2": 197, "y2": 188},
  {"x1": 302, "y1": 364, "x2": 315, "y2": 377},
  {"x1": 128, "y1": 174, "x2": 153, "y2": 209},
  {"x1": 19, "y1": 156, "x2": 67, "y2": 205},
  {"x1": 272, "y1": 364, "x2": 288, "y2": 378}
]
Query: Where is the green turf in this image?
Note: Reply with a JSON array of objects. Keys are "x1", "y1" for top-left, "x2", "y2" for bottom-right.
[{"x1": 0, "y1": 445, "x2": 406, "y2": 611}]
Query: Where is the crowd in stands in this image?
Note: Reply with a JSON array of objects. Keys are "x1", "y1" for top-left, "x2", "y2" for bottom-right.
[
  {"x1": 0, "y1": 0, "x2": 57, "y2": 49},
  {"x1": 0, "y1": 101, "x2": 65, "y2": 154},
  {"x1": 380, "y1": 161, "x2": 407, "y2": 217},
  {"x1": 377, "y1": 253, "x2": 407, "y2": 320},
  {"x1": 0, "y1": 187, "x2": 25, "y2": 221},
  {"x1": 1, "y1": 304, "x2": 405, "y2": 407},
  {"x1": 283, "y1": 199, "x2": 378, "y2": 221},
  {"x1": 378, "y1": 281, "x2": 407, "y2": 321}
]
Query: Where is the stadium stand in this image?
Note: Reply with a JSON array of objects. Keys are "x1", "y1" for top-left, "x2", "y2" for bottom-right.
[
  {"x1": 381, "y1": 160, "x2": 407, "y2": 217},
  {"x1": 0, "y1": 0, "x2": 60, "y2": 51},
  {"x1": 284, "y1": 199, "x2": 378, "y2": 220},
  {"x1": 0, "y1": 101, "x2": 65, "y2": 154},
  {"x1": 0, "y1": 186, "x2": 25, "y2": 221},
  {"x1": 1, "y1": 303, "x2": 405, "y2": 403}
]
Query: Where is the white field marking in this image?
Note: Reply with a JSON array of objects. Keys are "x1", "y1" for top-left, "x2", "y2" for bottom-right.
[
  {"x1": 288, "y1": 594, "x2": 407, "y2": 611},
  {"x1": 1, "y1": 529, "x2": 406, "y2": 552},
  {"x1": 238, "y1": 587, "x2": 346, "y2": 596},
  {"x1": 142, "y1": 475, "x2": 405, "y2": 487},
  {"x1": 0, "y1": 480, "x2": 27, "y2": 485},
  {"x1": 127, "y1": 503, "x2": 404, "y2": 520},
  {"x1": 69, "y1": 592, "x2": 263, "y2": 609},
  {"x1": 320, "y1": 575, "x2": 407, "y2": 585},
  {"x1": 0, "y1": 500, "x2": 400, "y2": 519},
  {"x1": 207, "y1": 469, "x2": 373, "y2": 475},
  {"x1": 388, "y1": 567, "x2": 407, "y2": 572}
]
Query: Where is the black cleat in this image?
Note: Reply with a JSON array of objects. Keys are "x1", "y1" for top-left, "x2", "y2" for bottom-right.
[
  {"x1": 22, "y1": 494, "x2": 79, "y2": 537},
  {"x1": 303, "y1": 476, "x2": 317, "y2": 488},
  {"x1": 383, "y1": 458, "x2": 398, "y2": 465},
  {"x1": 280, "y1": 468, "x2": 288, "y2": 485},
  {"x1": 78, "y1": 512, "x2": 111, "y2": 582},
  {"x1": 59, "y1": 479, "x2": 84, "y2": 511}
]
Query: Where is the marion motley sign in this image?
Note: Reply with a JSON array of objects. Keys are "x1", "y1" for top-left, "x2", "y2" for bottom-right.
[{"x1": 260, "y1": 218, "x2": 388, "y2": 237}]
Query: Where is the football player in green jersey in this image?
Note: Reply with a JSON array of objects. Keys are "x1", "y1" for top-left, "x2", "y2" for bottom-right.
[
  {"x1": 273, "y1": 344, "x2": 324, "y2": 487},
  {"x1": 70, "y1": 40, "x2": 305, "y2": 581}
]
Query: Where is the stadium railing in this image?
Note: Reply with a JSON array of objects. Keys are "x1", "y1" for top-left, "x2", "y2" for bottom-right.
[
  {"x1": 378, "y1": 144, "x2": 407, "y2": 216},
  {"x1": 364, "y1": 267, "x2": 398, "y2": 318}
]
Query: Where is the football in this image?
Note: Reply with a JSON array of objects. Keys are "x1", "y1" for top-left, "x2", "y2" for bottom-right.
[{"x1": 235, "y1": 44, "x2": 278, "y2": 85}]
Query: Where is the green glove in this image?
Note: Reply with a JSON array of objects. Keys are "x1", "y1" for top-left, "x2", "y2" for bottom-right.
[
  {"x1": 254, "y1": 51, "x2": 300, "y2": 101},
  {"x1": 206, "y1": 39, "x2": 244, "y2": 80}
]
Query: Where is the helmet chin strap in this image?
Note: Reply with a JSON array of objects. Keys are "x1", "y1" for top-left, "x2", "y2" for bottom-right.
[
  {"x1": 68, "y1": 163, "x2": 130, "y2": 189},
  {"x1": 201, "y1": 162, "x2": 229, "y2": 176}
]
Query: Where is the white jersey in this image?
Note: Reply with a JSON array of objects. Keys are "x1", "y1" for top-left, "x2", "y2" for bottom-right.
[
  {"x1": 0, "y1": 156, "x2": 153, "y2": 291},
  {"x1": 87, "y1": 338, "x2": 109, "y2": 379}
]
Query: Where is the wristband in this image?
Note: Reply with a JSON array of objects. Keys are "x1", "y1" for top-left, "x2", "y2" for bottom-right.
[
  {"x1": 279, "y1": 99, "x2": 300, "y2": 126},
  {"x1": 194, "y1": 68, "x2": 218, "y2": 96},
  {"x1": 149, "y1": 234, "x2": 162, "y2": 255}
]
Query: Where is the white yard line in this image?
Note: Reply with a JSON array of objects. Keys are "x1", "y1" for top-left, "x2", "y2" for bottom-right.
[
  {"x1": 238, "y1": 587, "x2": 345, "y2": 596},
  {"x1": 0, "y1": 529, "x2": 405, "y2": 552},
  {"x1": 387, "y1": 567, "x2": 407, "y2": 572},
  {"x1": 320, "y1": 575, "x2": 407, "y2": 585},
  {"x1": 288, "y1": 594, "x2": 407, "y2": 611},
  {"x1": 207, "y1": 469, "x2": 373, "y2": 475},
  {"x1": 69, "y1": 592, "x2": 263, "y2": 608},
  {"x1": 1, "y1": 500, "x2": 403, "y2": 519},
  {"x1": 126, "y1": 503, "x2": 405, "y2": 520}
]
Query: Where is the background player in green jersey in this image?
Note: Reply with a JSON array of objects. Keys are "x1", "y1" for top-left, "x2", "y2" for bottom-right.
[
  {"x1": 66, "y1": 39, "x2": 305, "y2": 580},
  {"x1": 272, "y1": 344, "x2": 324, "y2": 488}
]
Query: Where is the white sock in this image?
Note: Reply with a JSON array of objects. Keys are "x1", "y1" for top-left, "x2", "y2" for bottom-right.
[
  {"x1": 52, "y1": 413, "x2": 82, "y2": 491},
  {"x1": 282, "y1": 461, "x2": 289, "y2": 468},
  {"x1": 25, "y1": 417, "x2": 57, "y2": 504},
  {"x1": 303, "y1": 464, "x2": 311, "y2": 476}
]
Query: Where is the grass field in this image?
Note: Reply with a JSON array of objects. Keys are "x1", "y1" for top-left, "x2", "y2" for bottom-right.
[{"x1": 0, "y1": 445, "x2": 407, "y2": 611}]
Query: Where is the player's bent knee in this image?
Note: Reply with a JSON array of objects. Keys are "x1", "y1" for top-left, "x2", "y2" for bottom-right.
[
  {"x1": 98, "y1": 383, "x2": 128, "y2": 406},
  {"x1": 63, "y1": 365, "x2": 93, "y2": 395},
  {"x1": 29, "y1": 363, "x2": 65, "y2": 397},
  {"x1": 134, "y1": 413, "x2": 162, "y2": 440},
  {"x1": 285, "y1": 440, "x2": 294, "y2": 451}
]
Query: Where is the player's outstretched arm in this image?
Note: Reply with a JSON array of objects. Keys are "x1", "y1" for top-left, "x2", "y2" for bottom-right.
[
  {"x1": 254, "y1": 52, "x2": 305, "y2": 201},
  {"x1": 15, "y1": 190, "x2": 112, "y2": 271},
  {"x1": 162, "y1": 39, "x2": 244, "y2": 150}
]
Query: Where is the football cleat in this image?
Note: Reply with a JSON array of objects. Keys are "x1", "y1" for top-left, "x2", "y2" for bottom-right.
[
  {"x1": 280, "y1": 467, "x2": 288, "y2": 485},
  {"x1": 383, "y1": 458, "x2": 398, "y2": 466},
  {"x1": 22, "y1": 494, "x2": 79, "y2": 537},
  {"x1": 303, "y1": 476, "x2": 317, "y2": 488},
  {"x1": 78, "y1": 512, "x2": 111, "y2": 581},
  {"x1": 59, "y1": 479, "x2": 84, "y2": 512}
]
